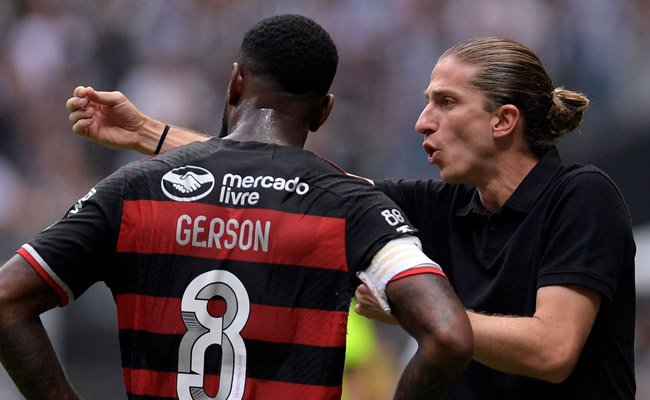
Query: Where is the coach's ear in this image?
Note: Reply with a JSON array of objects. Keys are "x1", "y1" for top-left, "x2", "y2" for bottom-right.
[
  {"x1": 309, "y1": 94, "x2": 334, "y2": 132},
  {"x1": 492, "y1": 104, "x2": 519, "y2": 139}
]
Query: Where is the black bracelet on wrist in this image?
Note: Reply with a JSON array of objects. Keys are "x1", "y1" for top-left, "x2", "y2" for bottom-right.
[{"x1": 154, "y1": 124, "x2": 170, "y2": 155}]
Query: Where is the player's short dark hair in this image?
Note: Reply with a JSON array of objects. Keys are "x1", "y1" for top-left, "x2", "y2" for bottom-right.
[{"x1": 237, "y1": 14, "x2": 338, "y2": 96}]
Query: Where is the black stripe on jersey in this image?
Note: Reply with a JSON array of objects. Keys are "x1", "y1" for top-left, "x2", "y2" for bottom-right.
[
  {"x1": 120, "y1": 330, "x2": 345, "y2": 387},
  {"x1": 111, "y1": 255, "x2": 357, "y2": 312},
  {"x1": 128, "y1": 394, "x2": 175, "y2": 400},
  {"x1": 245, "y1": 338, "x2": 345, "y2": 386}
]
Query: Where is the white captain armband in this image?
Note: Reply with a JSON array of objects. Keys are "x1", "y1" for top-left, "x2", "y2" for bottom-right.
[{"x1": 356, "y1": 236, "x2": 443, "y2": 315}]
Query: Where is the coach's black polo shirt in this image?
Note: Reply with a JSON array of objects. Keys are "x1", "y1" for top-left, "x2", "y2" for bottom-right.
[{"x1": 377, "y1": 147, "x2": 636, "y2": 399}]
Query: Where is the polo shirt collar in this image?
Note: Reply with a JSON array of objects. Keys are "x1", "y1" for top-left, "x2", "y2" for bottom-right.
[{"x1": 456, "y1": 147, "x2": 564, "y2": 216}]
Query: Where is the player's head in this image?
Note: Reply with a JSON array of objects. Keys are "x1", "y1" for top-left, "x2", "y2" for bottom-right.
[
  {"x1": 237, "y1": 14, "x2": 338, "y2": 96},
  {"x1": 219, "y1": 14, "x2": 339, "y2": 138},
  {"x1": 440, "y1": 37, "x2": 589, "y2": 157}
]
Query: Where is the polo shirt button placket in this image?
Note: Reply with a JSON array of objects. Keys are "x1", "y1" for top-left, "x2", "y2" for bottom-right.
[{"x1": 488, "y1": 217, "x2": 497, "y2": 232}]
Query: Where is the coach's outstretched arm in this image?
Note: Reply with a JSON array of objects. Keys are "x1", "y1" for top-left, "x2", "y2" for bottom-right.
[
  {"x1": 0, "y1": 255, "x2": 81, "y2": 399},
  {"x1": 66, "y1": 86, "x2": 211, "y2": 154},
  {"x1": 388, "y1": 273, "x2": 473, "y2": 399}
]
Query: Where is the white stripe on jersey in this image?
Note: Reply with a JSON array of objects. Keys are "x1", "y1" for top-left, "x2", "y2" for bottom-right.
[{"x1": 21, "y1": 244, "x2": 75, "y2": 305}]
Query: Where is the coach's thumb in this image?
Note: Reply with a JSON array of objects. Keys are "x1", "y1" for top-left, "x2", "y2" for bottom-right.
[{"x1": 86, "y1": 86, "x2": 124, "y2": 106}]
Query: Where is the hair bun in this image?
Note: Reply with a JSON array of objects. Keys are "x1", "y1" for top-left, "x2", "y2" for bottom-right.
[{"x1": 548, "y1": 88, "x2": 590, "y2": 138}]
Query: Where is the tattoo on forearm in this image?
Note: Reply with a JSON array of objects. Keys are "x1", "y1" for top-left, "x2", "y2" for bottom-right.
[
  {"x1": 389, "y1": 275, "x2": 471, "y2": 400},
  {"x1": 0, "y1": 314, "x2": 78, "y2": 399},
  {"x1": 394, "y1": 360, "x2": 452, "y2": 399},
  {"x1": 391, "y1": 275, "x2": 462, "y2": 336}
]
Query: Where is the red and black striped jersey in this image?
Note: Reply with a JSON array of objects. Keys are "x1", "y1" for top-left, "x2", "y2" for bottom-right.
[{"x1": 18, "y1": 138, "x2": 418, "y2": 400}]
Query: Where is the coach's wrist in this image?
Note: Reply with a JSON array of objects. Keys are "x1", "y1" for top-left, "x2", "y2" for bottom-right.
[{"x1": 138, "y1": 118, "x2": 168, "y2": 155}]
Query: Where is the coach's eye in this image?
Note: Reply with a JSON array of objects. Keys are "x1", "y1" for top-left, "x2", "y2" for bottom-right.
[{"x1": 442, "y1": 97, "x2": 456, "y2": 106}]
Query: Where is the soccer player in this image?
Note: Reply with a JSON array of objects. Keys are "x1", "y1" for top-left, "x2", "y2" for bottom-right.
[
  {"x1": 71, "y1": 36, "x2": 636, "y2": 398},
  {"x1": 0, "y1": 14, "x2": 473, "y2": 400}
]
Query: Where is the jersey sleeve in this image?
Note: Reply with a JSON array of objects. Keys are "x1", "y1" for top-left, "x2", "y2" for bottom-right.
[
  {"x1": 536, "y1": 169, "x2": 634, "y2": 301},
  {"x1": 375, "y1": 178, "x2": 454, "y2": 232},
  {"x1": 339, "y1": 178, "x2": 421, "y2": 274},
  {"x1": 374, "y1": 179, "x2": 420, "y2": 225},
  {"x1": 17, "y1": 167, "x2": 127, "y2": 306}
]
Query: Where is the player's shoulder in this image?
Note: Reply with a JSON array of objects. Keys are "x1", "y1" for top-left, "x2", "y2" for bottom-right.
[
  {"x1": 304, "y1": 150, "x2": 348, "y2": 174},
  {"x1": 98, "y1": 140, "x2": 214, "y2": 199},
  {"x1": 262, "y1": 148, "x2": 380, "y2": 200},
  {"x1": 128, "y1": 139, "x2": 214, "y2": 173}
]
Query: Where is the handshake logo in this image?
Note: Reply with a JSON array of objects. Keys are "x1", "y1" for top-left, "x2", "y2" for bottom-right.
[{"x1": 161, "y1": 166, "x2": 215, "y2": 202}]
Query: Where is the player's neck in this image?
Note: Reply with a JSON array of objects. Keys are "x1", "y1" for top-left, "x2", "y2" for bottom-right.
[{"x1": 227, "y1": 108, "x2": 308, "y2": 148}]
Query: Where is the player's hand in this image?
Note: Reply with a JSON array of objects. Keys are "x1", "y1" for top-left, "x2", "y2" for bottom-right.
[
  {"x1": 66, "y1": 86, "x2": 148, "y2": 151},
  {"x1": 354, "y1": 284, "x2": 399, "y2": 325}
]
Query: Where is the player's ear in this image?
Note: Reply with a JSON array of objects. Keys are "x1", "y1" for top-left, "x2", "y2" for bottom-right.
[
  {"x1": 309, "y1": 94, "x2": 335, "y2": 132},
  {"x1": 227, "y1": 62, "x2": 243, "y2": 106}
]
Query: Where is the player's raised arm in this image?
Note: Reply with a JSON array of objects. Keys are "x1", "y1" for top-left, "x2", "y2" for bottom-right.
[{"x1": 66, "y1": 86, "x2": 211, "y2": 155}]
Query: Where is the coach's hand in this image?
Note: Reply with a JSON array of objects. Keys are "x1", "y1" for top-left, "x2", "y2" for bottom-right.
[
  {"x1": 66, "y1": 86, "x2": 163, "y2": 154},
  {"x1": 354, "y1": 284, "x2": 399, "y2": 325}
]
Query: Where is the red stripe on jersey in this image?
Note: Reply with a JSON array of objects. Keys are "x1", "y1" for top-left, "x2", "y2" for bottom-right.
[
  {"x1": 124, "y1": 368, "x2": 342, "y2": 399},
  {"x1": 242, "y1": 304, "x2": 347, "y2": 347},
  {"x1": 16, "y1": 247, "x2": 70, "y2": 307},
  {"x1": 390, "y1": 266, "x2": 447, "y2": 282},
  {"x1": 123, "y1": 368, "x2": 175, "y2": 398},
  {"x1": 116, "y1": 293, "x2": 348, "y2": 347},
  {"x1": 244, "y1": 377, "x2": 341, "y2": 400},
  {"x1": 117, "y1": 200, "x2": 347, "y2": 271},
  {"x1": 115, "y1": 293, "x2": 186, "y2": 335}
]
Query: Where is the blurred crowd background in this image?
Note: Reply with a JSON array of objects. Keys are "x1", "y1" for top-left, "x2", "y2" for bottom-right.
[{"x1": 1, "y1": 0, "x2": 649, "y2": 398}]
